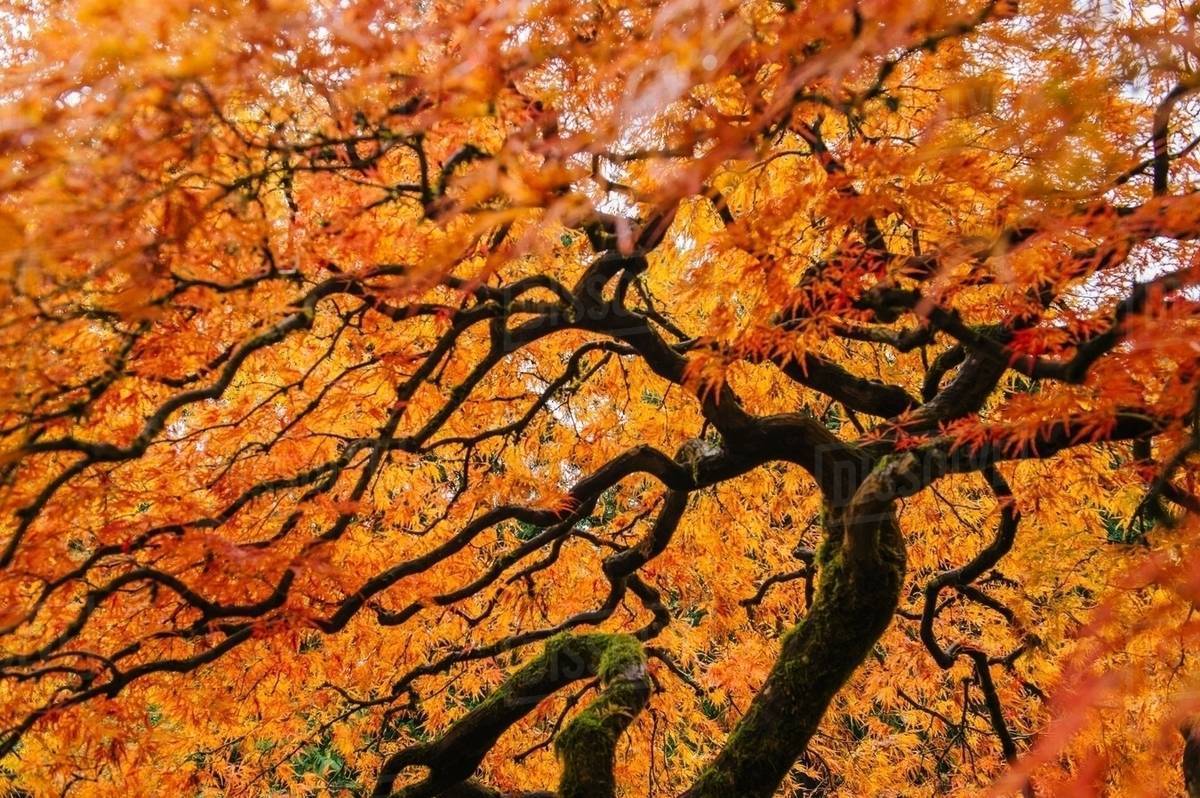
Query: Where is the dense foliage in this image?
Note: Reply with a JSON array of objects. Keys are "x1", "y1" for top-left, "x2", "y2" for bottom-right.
[{"x1": 2, "y1": 1, "x2": 1200, "y2": 795}]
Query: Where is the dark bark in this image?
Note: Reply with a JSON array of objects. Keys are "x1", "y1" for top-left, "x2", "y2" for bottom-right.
[
  {"x1": 372, "y1": 634, "x2": 649, "y2": 798},
  {"x1": 1185, "y1": 721, "x2": 1200, "y2": 798},
  {"x1": 555, "y1": 636, "x2": 651, "y2": 798},
  {"x1": 682, "y1": 507, "x2": 905, "y2": 798}
]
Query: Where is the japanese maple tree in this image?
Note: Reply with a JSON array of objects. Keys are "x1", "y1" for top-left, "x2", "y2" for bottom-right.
[{"x1": 2, "y1": 0, "x2": 1200, "y2": 796}]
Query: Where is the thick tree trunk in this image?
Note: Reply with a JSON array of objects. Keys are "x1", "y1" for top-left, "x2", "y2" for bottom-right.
[
  {"x1": 556, "y1": 636, "x2": 652, "y2": 798},
  {"x1": 683, "y1": 510, "x2": 905, "y2": 798},
  {"x1": 1184, "y1": 721, "x2": 1200, "y2": 797},
  {"x1": 372, "y1": 633, "x2": 649, "y2": 798}
]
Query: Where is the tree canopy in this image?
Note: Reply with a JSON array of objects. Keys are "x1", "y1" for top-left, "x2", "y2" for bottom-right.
[{"x1": 2, "y1": 0, "x2": 1200, "y2": 795}]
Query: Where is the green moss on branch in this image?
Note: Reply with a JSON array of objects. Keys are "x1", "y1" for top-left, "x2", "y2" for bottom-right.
[
  {"x1": 372, "y1": 633, "x2": 648, "y2": 798},
  {"x1": 556, "y1": 635, "x2": 650, "y2": 798},
  {"x1": 683, "y1": 510, "x2": 906, "y2": 798}
]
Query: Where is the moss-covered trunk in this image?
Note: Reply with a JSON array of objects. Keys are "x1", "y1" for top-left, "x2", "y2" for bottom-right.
[
  {"x1": 683, "y1": 510, "x2": 906, "y2": 798},
  {"x1": 556, "y1": 636, "x2": 651, "y2": 798},
  {"x1": 372, "y1": 633, "x2": 649, "y2": 798}
]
